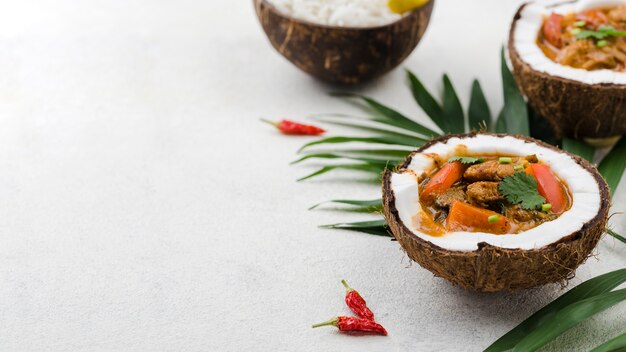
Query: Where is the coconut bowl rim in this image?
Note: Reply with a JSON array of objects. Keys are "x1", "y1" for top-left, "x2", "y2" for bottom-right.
[
  {"x1": 254, "y1": 0, "x2": 433, "y2": 31},
  {"x1": 382, "y1": 132, "x2": 611, "y2": 255}
]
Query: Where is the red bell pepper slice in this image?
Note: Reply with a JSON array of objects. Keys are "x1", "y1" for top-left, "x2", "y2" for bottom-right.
[
  {"x1": 543, "y1": 13, "x2": 564, "y2": 48},
  {"x1": 526, "y1": 164, "x2": 568, "y2": 213}
]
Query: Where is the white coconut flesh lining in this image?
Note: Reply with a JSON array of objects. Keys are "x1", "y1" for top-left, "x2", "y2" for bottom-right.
[
  {"x1": 513, "y1": 0, "x2": 626, "y2": 84},
  {"x1": 390, "y1": 135, "x2": 601, "y2": 251}
]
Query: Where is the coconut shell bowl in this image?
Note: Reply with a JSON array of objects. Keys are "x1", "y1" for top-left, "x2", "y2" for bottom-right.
[
  {"x1": 253, "y1": 0, "x2": 435, "y2": 85},
  {"x1": 508, "y1": 0, "x2": 626, "y2": 144}
]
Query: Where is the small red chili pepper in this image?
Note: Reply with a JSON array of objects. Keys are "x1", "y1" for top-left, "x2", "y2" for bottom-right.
[
  {"x1": 261, "y1": 119, "x2": 325, "y2": 136},
  {"x1": 341, "y1": 279, "x2": 374, "y2": 320},
  {"x1": 312, "y1": 316, "x2": 387, "y2": 336}
]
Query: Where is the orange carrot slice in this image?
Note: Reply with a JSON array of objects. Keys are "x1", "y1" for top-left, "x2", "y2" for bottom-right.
[{"x1": 446, "y1": 201, "x2": 512, "y2": 234}]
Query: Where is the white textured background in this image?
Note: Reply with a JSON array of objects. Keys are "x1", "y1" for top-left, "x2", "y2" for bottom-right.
[{"x1": 0, "y1": 0, "x2": 624, "y2": 351}]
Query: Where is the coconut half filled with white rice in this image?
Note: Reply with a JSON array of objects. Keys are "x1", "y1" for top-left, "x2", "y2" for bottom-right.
[
  {"x1": 254, "y1": 0, "x2": 435, "y2": 84},
  {"x1": 267, "y1": 0, "x2": 403, "y2": 27}
]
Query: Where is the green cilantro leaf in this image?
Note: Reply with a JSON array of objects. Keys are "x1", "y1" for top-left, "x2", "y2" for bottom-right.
[
  {"x1": 577, "y1": 25, "x2": 626, "y2": 40},
  {"x1": 499, "y1": 172, "x2": 546, "y2": 210},
  {"x1": 448, "y1": 156, "x2": 484, "y2": 164},
  {"x1": 577, "y1": 30, "x2": 609, "y2": 40},
  {"x1": 599, "y1": 25, "x2": 626, "y2": 36}
]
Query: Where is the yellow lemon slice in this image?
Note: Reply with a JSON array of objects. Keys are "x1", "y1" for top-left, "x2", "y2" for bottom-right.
[{"x1": 388, "y1": 0, "x2": 430, "y2": 14}]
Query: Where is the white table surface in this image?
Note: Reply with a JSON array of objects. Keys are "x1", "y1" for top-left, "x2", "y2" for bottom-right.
[{"x1": 0, "y1": 0, "x2": 625, "y2": 351}]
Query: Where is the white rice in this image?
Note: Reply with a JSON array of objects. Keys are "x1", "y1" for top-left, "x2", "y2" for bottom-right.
[{"x1": 267, "y1": 0, "x2": 403, "y2": 27}]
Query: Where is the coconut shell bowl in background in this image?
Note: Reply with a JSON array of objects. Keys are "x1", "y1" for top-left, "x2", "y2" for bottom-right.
[{"x1": 254, "y1": 0, "x2": 435, "y2": 85}]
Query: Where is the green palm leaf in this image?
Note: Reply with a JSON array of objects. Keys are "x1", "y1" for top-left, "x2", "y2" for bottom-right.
[
  {"x1": 442, "y1": 74, "x2": 466, "y2": 133},
  {"x1": 309, "y1": 198, "x2": 383, "y2": 211},
  {"x1": 512, "y1": 288, "x2": 626, "y2": 352},
  {"x1": 468, "y1": 79, "x2": 491, "y2": 131},
  {"x1": 331, "y1": 93, "x2": 440, "y2": 137},
  {"x1": 298, "y1": 135, "x2": 425, "y2": 152},
  {"x1": 495, "y1": 110, "x2": 507, "y2": 133},
  {"x1": 291, "y1": 153, "x2": 342, "y2": 164},
  {"x1": 528, "y1": 107, "x2": 559, "y2": 146},
  {"x1": 407, "y1": 70, "x2": 448, "y2": 133},
  {"x1": 291, "y1": 153, "x2": 403, "y2": 165},
  {"x1": 312, "y1": 117, "x2": 430, "y2": 140},
  {"x1": 590, "y1": 331, "x2": 626, "y2": 352},
  {"x1": 598, "y1": 137, "x2": 626, "y2": 196},
  {"x1": 498, "y1": 48, "x2": 530, "y2": 135},
  {"x1": 608, "y1": 229, "x2": 626, "y2": 245},
  {"x1": 320, "y1": 219, "x2": 391, "y2": 237},
  {"x1": 312, "y1": 112, "x2": 437, "y2": 142},
  {"x1": 300, "y1": 148, "x2": 411, "y2": 158},
  {"x1": 562, "y1": 138, "x2": 595, "y2": 162},
  {"x1": 485, "y1": 268, "x2": 626, "y2": 352},
  {"x1": 297, "y1": 163, "x2": 386, "y2": 182}
]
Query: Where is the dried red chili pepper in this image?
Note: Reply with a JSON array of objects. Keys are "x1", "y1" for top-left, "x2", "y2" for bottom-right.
[
  {"x1": 312, "y1": 316, "x2": 387, "y2": 335},
  {"x1": 261, "y1": 119, "x2": 325, "y2": 136},
  {"x1": 341, "y1": 279, "x2": 374, "y2": 320}
]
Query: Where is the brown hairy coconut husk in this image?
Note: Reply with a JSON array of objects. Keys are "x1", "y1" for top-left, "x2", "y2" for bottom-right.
[
  {"x1": 253, "y1": 0, "x2": 434, "y2": 85},
  {"x1": 508, "y1": 1, "x2": 626, "y2": 145},
  {"x1": 382, "y1": 132, "x2": 610, "y2": 292}
]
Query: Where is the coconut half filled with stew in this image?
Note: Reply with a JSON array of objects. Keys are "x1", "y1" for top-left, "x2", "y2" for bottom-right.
[
  {"x1": 509, "y1": 0, "x2": 626, "y2": 145},
  {"x1": 382, "y1": 133, "x2": 609, "y2": 292}
]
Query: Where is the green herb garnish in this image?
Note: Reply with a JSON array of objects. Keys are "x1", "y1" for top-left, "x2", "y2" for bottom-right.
[
  {"x1": 448, "y1": 156, "x2": 484, "y2": 164},
  {"x1": 488, "y1": 215, "x2": 500, "y2": 223},
  {"x1": 542, "y1": 203, "x2": 552, "y2": 212},
  {"x1": 499, "y1": 172, "x2": 546, "y2": 210},
  {"x1": 577, "y1": 25, "x2": 626, "y2": 40},
  {"x1": 573, "y1": 20, "x2": 586, "y2": 27},
  {"x1": 597, "y1": 39, "x2": 608, "y2": 47},
  {"x1": 570, "y1": 28, "x2": 582, "y2": 35},
  {"x1": 514, "y1": 164, "x2": 524, "y2": 171},
  {"x1": 499, "y1": 157, "x2": 513, "y2": 164}
]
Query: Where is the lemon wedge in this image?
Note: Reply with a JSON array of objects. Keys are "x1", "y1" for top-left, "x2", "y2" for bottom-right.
[{"x1": 388, "y1": 0, "x2": 430, "y2": 14}]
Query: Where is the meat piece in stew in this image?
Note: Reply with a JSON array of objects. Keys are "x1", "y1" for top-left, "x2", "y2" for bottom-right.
[
  {"x1": 464, "y1": 160, "x2": 516, "y2": 182},
  {"x1": 467, "y1": 181, "x2": 503, "y2": 207}
]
